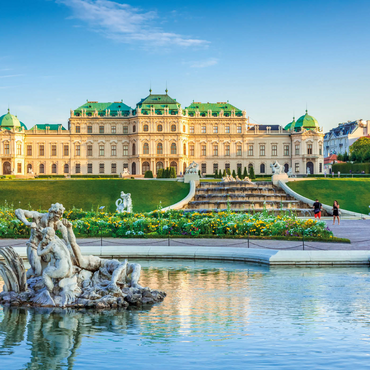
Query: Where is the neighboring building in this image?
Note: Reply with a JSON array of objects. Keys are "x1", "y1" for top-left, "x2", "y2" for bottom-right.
[
  {"x1": 0, "y1": 91, "x2": 325, "y2": 176},
  {"x1": 324, "y1": 154, "x2": 345, "y2": 173},
  {"x1": 324, "y1": 120, "x2": 370, "y2": 157}
]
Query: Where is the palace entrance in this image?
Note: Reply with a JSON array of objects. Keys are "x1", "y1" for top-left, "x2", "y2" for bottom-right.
[
  {"x1": 306, "y1": 161, "x2": 314, "y2": 175},
  {"x1": 3, "y1": 161, "x2": 11, "y2": 175}
]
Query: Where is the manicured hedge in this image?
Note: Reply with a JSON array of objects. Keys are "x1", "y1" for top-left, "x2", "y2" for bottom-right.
[{"x1": 332, "y1": 162, "x2": 370, "y2": 174}]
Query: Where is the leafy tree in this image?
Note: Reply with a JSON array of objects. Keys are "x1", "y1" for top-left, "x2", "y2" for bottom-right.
[
  {"x1": 364, "y1": 149, "x2": 370, "y2": 162},
  {"x1": 337, "y1": 153, "x2": 344, "y2": 161},
  {"x1": 218, "y1": 169, "x2": 222, "y2": 178},
  {"x1": 243, "y1": 167, "x2": 248, "y2": 179},
  {"x1": 249, "y1": 166, "x2": 255, "y2": 179},
  {"x1": 343, "y1": 151, "x2": 349, "y2": 162},
  {"x1": 226, "y1": 168, "x2": 231, "y2": 176},
  {"x1": 222, "y1": 169, "x2": 227, "y2": 177},
  {"x1": 170, "y1": 167, "x2": 176, "y2": 178},
  {"x1": 237, "y1": 166, "x2": 242, "y2": 178},
  {"x1": 157, "y1": 169, "x2": 163, "y2": 178},
  {"x1": 144, "y1": 170, "x2": 153, "y2": 178},
  {"x1": 232, "y1": 169, "x2": 237, "y2": 178},
  {"x1": 350, "y1": 137, "x2": 370, "y2": 162}
]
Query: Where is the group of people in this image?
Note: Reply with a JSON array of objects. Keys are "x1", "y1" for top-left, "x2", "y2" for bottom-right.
[{"x1": 312, "y1": 199, "x2": 340, "y2": 225}]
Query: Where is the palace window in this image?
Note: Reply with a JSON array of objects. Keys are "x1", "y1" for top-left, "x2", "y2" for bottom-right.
[
  {"x1": 237, "y1": 163, "x2": 242, "y2": 172},
  {"x1": 213, "y1": 126, "x2": 218, "y2": 134},
  {"x1": 225, "y1": 126, "x2": 230, "y2": 133},
  {"x1": 225, "y1": 163, "x2": 230, "y2": 171},
  {"x1": 201, "y1": 145, "x2": 206, "y2": 156},
  {"x1": 39, "y1": 164, "x2": 44, "y2": 174},
  {"x1": 133, "y1": 125, "x2": 136, "y2": 133},
  {"x1": 64, "y1": 145, "x2": 69, "y2": 156},
  {"x1": 16, "y1": 143, "x2": 21, "y2": 155},
  {"x1": 76, "y1": 126, "x2": 80, "y2": 133},
  {"x1": 213, "y1": 145, "x2": 218, "y2": 156},
  {"x1": 183, "y1": 125, "x2": 186, "y2": 132},
  {"x1": 190, "y1": 145, "x2": 194, "y2": 156},
  {"x1": 123, "y1": 126, "x2": 128, "y2": 134},
  {"x1": 156, "y1": 162, "x2": 164, "y2": 173},
  {"x1": 76, "y1": 163, "x2": 81, "y2": 174},
  {"x1": 248, "y1": 145, "x2": 253, "y2": 156},
  {"x1": 17, "y1": 163, "x2": 22, "y2": 173},
  {"x1": 111, "y1": 126, "x2": 116, "y2": 134},
  {"x1": 171, "y1": 143, "x2": 177, "y2": 154},
  {"x1": 237, "y1": 126, "x2": 242, "y2": 134},
  {"x1": 39, "y1": 145, "x2": 44, "y2": 156},
  {"x1": 123, "y1": 145, "x2": 128, "y2": 156},
  {"x1": 87, "y1": 126, "x2": 92, "y2": 134},
  {"x1": 27, "y1": 145, "x2": 32, "y2": 156},
  {"x1": 260, "y1": 145, "x2": 265, "y2": 156},
  {"x1": 52, "y1": 164, "x2": 57, "y2": 174},
  {"x1": 319, "y1": 163, "x2": 323, "y2": 172},
  {"x1": 319, "y1": 145, "x2": 322, "y2": 156},
  {"x1": 213, "y1": 163, "x2": 218, "y2": 173},
  {"x1": 272, "y1": 145, "x2": 277, "y2": 156},
  {"x1": 201, "y1": 126, "x2": 206, "y2": 133},
  {"x1": 225, "y1": 145, "x2": 230, "y2": 156},
  {"x1": 307, "y1": 144, "x2": 313, "y2": 155},
  {"x1": 157, "y1": 125, "x2": 163, "y2": 132},
  {"x1": 76, "y1": 145, "x2": 80, "y2": 156},
  {"x1": 87, "y1": 163, "x2": 92, "y2": 173},
  {"x1": 99, "y1": 126, "x2": 104, "y2": 134},
  {"x1": 143, "y1": 143, "x2": 149, "y2": 154},
  {"x1": 87, "y1": 145, "x2": 92, "y2": 156},
  {"x1": 183, "y1": 143, "x2": 186, "y2": 155},
  {"x1": 171, "y1": 124, "x2": 176, "y2": 132},
  {"x1": 284, "y1": 145, "x2": 289, "y2": 156},
  {"x1": 143, "y1": 125, "x2": 149, "y2": 132},
  {"x1": 52, "y1": 145, "x2": 57, "y2": 156},
  {"x1": 142, "y1": 162, "x2": 150, "y2": 173},
  {"x1": 260, "y1": 163, "x2": 265, "y2": 173},
  {"x1": 111, "y1": 145, "x2": 116, "y2": 156},
  {"x1": 157, "y1": 143, "x2": 163, "y2": 154},
  {"x1": 111, "y1": 163, "x2": 117, "y2": 173},
  {"x1": 132, "y1": 143, "x2": 136, "y2": 155},
  {"x1": 64, "y1": 164, "x2": 69, "y2": 174},
  {"x1": 190, "y1": 126, "x2": 194, "y2": 134},
  {"x1": 237, "y1": 145, "x2": 242, "y2": 156},
  {"x1": 201, "y1": 163, "x2": 207, "y2": 174},
  {"x1": 99, "y1": 145, "x2": 105, "y2": 156},
  {"x1": 99, "y1": 163, "x2": 104, "y2": 174},
  {"x1": 295, "y1": 145, "x2": 300, "y2": 155},
  {"x1": 295, "y1": 163, "x2": 299, "y2": 173}
]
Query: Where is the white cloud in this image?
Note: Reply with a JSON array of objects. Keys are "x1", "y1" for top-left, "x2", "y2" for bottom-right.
[
  {"x1": 189, "y1": 58, "x2": 218, "y2": 68},
  {"x1": 0, "y1": 74, "x2": 23, "y2": 78},
  {"x1": 56, "y1": 0, "x2": 208, "y2": 47}
]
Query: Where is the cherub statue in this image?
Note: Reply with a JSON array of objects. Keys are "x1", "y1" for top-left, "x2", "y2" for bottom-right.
[{"x1": 116, "y1": 191, "x2": 133, "y2": 213}]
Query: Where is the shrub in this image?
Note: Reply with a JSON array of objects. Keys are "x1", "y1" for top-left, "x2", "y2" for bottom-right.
[
  {"x1": 144, "y1": 170, "x2": 153, "y2": 178},
  {"x1": 249, "y1": 166, "x2": 255, "y2": 179},
  {"x1": 232, "y1": 169, "x2": 237, "y2": 178},
  {"x1": 157, "y1": 169, "x2": 163, "y2": 178}
]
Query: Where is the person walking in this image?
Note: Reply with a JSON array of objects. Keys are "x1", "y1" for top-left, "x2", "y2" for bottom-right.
[
  {"x1": 333, "y1": 200, "x2": 340, "y2": 225},
  {"x1": 313, "y1": 199, "x2": 322, "y2": 220}
]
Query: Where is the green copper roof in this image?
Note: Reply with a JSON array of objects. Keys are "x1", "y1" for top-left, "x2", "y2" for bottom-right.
[
  {"x1": 74, "y1": 101, "x2": 132, "y2": 116},
  {"x1": 185, "y1": 102, "x2": 243, "y2": 117},
  {"x1": 28, "y1": 124, "x2": 67, "y2": 131},
  {"x1": 294, "y1": 110, "x2": 319, "y2": 131},
  {"x1": 136, "y1": 90, "x2": 181, "y2": 114},
  {"x1": 0, "y1": 109, "x2": 21, "y2": 128},
  {"x1": 284, "y1": 117, "x2": 296, "y2": 131}
]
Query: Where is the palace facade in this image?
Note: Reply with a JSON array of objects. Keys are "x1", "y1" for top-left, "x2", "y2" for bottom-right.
[{"x1": 0, "y1": 90, "x2": 324, "y2": 176}]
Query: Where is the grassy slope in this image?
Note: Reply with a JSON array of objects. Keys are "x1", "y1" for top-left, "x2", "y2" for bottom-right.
[
  {"x1": 288, "y1": 179, "x2": 370, "y2": 214},
  {"x1": 0, "y1": 179, "x2": 189, "y2": 213}
]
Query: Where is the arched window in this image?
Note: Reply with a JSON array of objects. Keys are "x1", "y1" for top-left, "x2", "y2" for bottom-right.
[
  {"x1": 27, "y1": 164, "x2": 32, "y2": 174},
  {"x1": 171, "y1": 143, "x2": 177, "y2": 154},
  {"x1": 132, "y1": 143, "x2": 136, "y2": 155},
  {"x1": 260, "y1": 163, "x2": 265, "y2": 174},
  {"x1": 183, "y1": 143, "x2": 187, "y2": 155},
  {"x1": 284, "y1": 163, "x2": 289, "y2": 173},
  {"x1": 157, "y1": 125, "x2": 163, "y2": 132},
  {"x1": 52, "y1": 164, "x2": 57, "y2": 174},
  {"x1": 157, "y1": 143, "x2": 163, "y2": 154},
  {"x1": 39, "y1": 164, "x2": 45, "y2": 174},
  {"x1": 156, "y1": 161, "x2": 164, "y2": 173},
  {"x1": 132, "y1": 162, "x2": 136, "y2": 175},
  {"x1": 183, "y1": 125, "x2": 186, "y2": 132},
  {"x1": 171, "y1": 124, "x2": 176, "y2": 132},
  {"x1": 64, "y1": 164, "x2": 69, "y2": 174},
  {"x1": 143, "y1": 143, "x2": 149, "y2": 154},
  {"x1": 133, "y1": 125, "x2": 136, "y2": 133},
  {"x1": 248, "y1": 163, "x2": 254, "y2": 172},
  {"x1": 143, "y1": 124, "x2": 149, "y2": 132},
  {"x1": 142, "y1": 161, "x2": 150, "y2": 173},
  {"x1": 170, "y1": 161, "x2": 177, "y2": 175}
]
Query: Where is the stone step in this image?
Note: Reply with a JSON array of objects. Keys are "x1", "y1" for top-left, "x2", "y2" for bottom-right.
[
  {"x1": 184, "y1": 208, "x2": 319, "y2": 216},
  {"x1": 194, "y1": 194, "x2": 294, "y2": 201}
]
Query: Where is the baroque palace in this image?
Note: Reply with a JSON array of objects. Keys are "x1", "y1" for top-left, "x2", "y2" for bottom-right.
[{"x1": 0, "y1": 90, "x2": 324, "y2": 177}]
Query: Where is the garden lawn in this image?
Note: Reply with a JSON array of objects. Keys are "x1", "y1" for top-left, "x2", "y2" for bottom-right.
[
  {"x1": 0, "y1": 179, "x2": 189, "y2": 213},
  {"x1": 288, "y1": 179, "x2": 370, "y2": 214}
]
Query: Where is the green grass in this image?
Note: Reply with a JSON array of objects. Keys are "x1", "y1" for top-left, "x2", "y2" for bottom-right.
[
  {"x1": 288, "y1": 179, "x2": 370, "y2": 214},
  {"x1": 0, "y1": 179, "x2": 190, "y2": 213}
]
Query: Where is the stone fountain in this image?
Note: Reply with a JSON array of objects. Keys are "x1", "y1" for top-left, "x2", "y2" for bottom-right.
[{"x1": 0, "y1": 204, "x2": 166, "y2": 309}]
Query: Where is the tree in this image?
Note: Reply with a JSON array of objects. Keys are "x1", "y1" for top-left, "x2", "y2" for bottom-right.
[
  {"x1": 343, "y1": 151, "x2": 349, "y2": 162},
  {"x1": 350, "y1": 137, "x2": 370, "y2": 162},
  {"x1": 144, "y1": 170, "x2": 153, "y2": 178},
  {"x1": 226, "y1": 168, "x2": 231, "y2": 176},
  {"x1": 249, "y1": 166, "x2": 255, "y2": 179},
  {"x1": 337, "y1": 153, "x2": 344, "y2": 161},
  {"x1": 218, "y1": 169, "x2": 222, "y2": 178},
  {"x1": 170, "y1": 167, "x2": 176, "y2": 178},
  {"x1": 237, "y1": 166, "x2": 242, "y2": 178},
  {"x1": 243, "y1": 167, "x2": 248, "y2": 179},
  {"x1": 232, "y1": 169, "x2": 236, "y2": 178},
  {"x1": 157, "y1": 169, "x2": 163, "y2": 178},
  {"x1": 222, "y1": 169, "x2": 227, "y2": 177}
]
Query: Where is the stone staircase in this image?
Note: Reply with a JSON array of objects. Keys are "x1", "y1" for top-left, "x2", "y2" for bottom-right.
[{"x1": 185, "y1": 181, "x2": 326, "y2": 216}]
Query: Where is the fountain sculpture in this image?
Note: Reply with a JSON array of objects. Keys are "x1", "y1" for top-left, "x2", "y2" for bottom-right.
[
  {"x1": 0, "y1": 204, "x2": 166, "y2": 308},
  {"x1": 116, "y1": 191, "x2": 133, "y2": 213}
]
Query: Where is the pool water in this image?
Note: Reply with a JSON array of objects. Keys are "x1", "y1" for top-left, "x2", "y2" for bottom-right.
[{"x1": 1, "y1": 260, "x2": 370, "y2": 369}]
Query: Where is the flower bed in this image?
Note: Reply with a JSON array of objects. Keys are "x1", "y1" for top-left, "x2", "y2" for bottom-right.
[{"x1": 0, "y1": 207, "x2": 334, "y2": 240}]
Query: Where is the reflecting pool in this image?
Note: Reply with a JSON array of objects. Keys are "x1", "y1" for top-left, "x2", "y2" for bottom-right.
[{"x1": 1, "y1": 260, "x2": 370, "y2": 369}]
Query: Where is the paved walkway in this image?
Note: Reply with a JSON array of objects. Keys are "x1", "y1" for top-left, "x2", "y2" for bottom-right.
[{"x1": 0, "y1": 219, "x2": 369, "y2": 251}]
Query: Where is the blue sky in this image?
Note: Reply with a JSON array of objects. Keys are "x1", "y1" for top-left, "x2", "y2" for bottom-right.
[{"x1": 1, "y1": 0, "x2": 370, "y2": 130}]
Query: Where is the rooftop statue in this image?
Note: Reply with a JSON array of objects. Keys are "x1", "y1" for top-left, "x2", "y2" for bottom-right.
[{"x1": 0, "y1": 204, "x2": 166, "y2": 309}]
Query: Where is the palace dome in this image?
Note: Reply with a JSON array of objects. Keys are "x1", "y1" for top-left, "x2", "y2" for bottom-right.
[
  {"x1": 294, "y1": 110, "x2": 319, "y2": 131},
  {"x1": 0, "y1": 109, "x2": 21, "y2": 128},
  {"x1": 284, "y1": 117, "x2": 295, "y2": 131}
]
